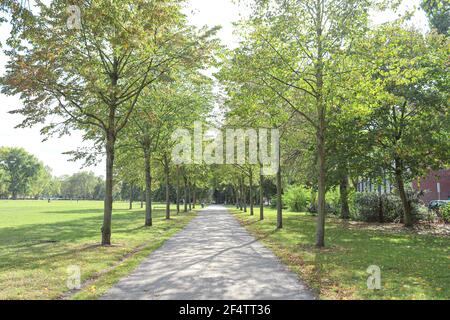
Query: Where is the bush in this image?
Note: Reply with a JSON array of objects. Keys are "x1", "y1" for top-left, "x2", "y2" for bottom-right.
[
  {"x1": 308, "y1": 190, "x2": 317, "y2": 214},
  {"x1": 348, "y1": 190, "x2": 358, "y2": 219},
  {"x1": 270, "y1": 195, "x2": 287, "y2": 210},
  {"x1": 380, "y1": 193, "x2": 404, "y2": 223},
  {"x1": 326, "y1": 188, "x2": 340, "y2": 215},
  {"x1": 355, "y1": 192, "x2": 383, "y2": 222},
  {"x1": 354, "y1": 191, "x2": 424, "y2": 223},
  {"x1": 270, "y1": 195, "x2": 277, "y2": 209},
  {"x1": 283, "y1": 185, "x2": 311, "y2": 212},
  {"x1": 439, "y1": 203, "x2": 450, "y2": 224}
]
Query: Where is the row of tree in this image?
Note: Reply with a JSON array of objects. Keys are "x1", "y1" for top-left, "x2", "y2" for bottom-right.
[
  {"x1": 1, "y1": 0, "x2": 448, "y2": 249},
  {"x1": 0, "y1": 147, "x2": 108, "y2": 200},
  {"x1": 0, "y1": 144, "x2": 209, "y2": 205},
  {"x1": 1, "y1": 0, "x2": 219, "y2": 245},
  {"x1": 215, "y1": 0, "x2": 449, "y2": 247}
]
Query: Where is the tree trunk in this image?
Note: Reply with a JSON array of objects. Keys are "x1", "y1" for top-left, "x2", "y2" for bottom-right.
[
  {"x1": 164, "y1": 158, "x2": 170, "y2": 220},
  {"x1": 140, "y1": 189, "x2": 144, "y2": 209},
  {"x1": 260, "y1": 169, "x2": 264, "y2": 221},
  {"x1": 395, "y1": 160, "x2": 413, "y2": 227},
  {"x1": 102, "y1": 133, "x2": 115, "y2": 246},
  {"x1": 239, "y1": 179, "x2": 243, "y2": 211},
  {"x1": 188, "y1": 182, "x2": 192, "y2": 211},
  {"x1": 340, "y1": 175, "x2": 350, "y2": 219},
  {"x1": 249, "y1": 171, "x2": 254, "y2": 216},
  {"x1": 183, "y1": 175, "x2": 188, "y2": 213},
  {"x1": 144, "y1": 148, "x2": 152, "y2": 227},
  {"x1": 276, "y1": 159, "x2": 282, "y2": 229},
  {"x1": 316, "y1": 128, "x2": 326, "y2": 247},
  {"x1": 242, "y1": 177, "x2": 247, "y2": 213},
  {"x1": 176, "y1": 166, "x2": 180, "y2": 214},
  {"x1": 193, "y1": 184, "x2": 196, "y2": 209},
  {"x1": 129, "y1": 184, "x2": 133, "y2": 210},
  {"x1": 315, "y1": 9, "x2": 326, "y2": 248}
]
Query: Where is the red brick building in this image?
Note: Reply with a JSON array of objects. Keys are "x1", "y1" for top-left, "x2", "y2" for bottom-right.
[{"x1": 412, "y1": 169, "x2": 450, "y2": 204}]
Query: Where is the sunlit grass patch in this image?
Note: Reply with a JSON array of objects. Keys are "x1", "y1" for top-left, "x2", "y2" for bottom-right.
[
  {"x1": 0, "y1": 200, "x2": 196, "y2": 300},
  {"x1": 230, "y1": 206, "x2": 449, "y2": 300}
]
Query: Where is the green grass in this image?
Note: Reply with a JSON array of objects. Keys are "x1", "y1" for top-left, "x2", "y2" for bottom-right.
[
  {"x1": 0, "y1": 200, "x2": 196, "y2": 300},
  {"x1": 230, "y1": 207, "x2": 450, "y2": 300}
]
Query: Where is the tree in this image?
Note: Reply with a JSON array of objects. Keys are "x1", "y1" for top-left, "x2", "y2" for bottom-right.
[
  {"x1": 0, "y1": 147, "x2": 41, "y2": 199},
  {"x1": 119, "y1": 68, "x2": 214, "y2": 224},
  {"x1": 218, "y1": 45, "x2": 291, "y2": 226},
  {"x1": 0, "y1": 167, "x2": 9, "y2": 198},
  {"x1": 354, "y1": 25, "x2": 449, "y2": 226},
  {"x1": 60, "y1": 171, "x2": 99, "y2": 200},
  {"x1": 1, "y1": 0, "x2": 218, "y2": 245},
  {"x1": 227, "y1": 0, "x2": 377, "y2": 246},
  {"x1": 29, "y1": 165, "x2": 60, "y2": 199},
  {"x1": 421, "y1": 0, "x2": 449, "y2": 35},
  {"x1": 115, "y1": 148, "x2": 143, "y2": 210}
]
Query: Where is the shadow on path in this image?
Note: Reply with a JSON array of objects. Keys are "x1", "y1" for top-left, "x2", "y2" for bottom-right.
[{"x1": 102, "y1": 205, "x2": 315, "y2": 300}]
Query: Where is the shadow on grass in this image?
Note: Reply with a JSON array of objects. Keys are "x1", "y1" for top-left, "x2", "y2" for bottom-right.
[
  {"x1": 234, "y1": 209, "x2": 450, "y2": 299},
  {"x1": 0, "y1": 208, "x2": 171, "y2": 272},
  {"x1": 41, "y1": 208, "x2": 126, "y2": 215}
]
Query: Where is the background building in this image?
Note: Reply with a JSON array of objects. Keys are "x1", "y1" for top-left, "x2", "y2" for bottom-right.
[{"x1": 412, "y1": 169, "x2": 450, "y2": 204}]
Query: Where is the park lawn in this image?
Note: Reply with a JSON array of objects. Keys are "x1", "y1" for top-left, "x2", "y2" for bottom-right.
[
  {"x1": 0, "y1": 200, "x2": 196, "y2": 300},
  {"x1": 230, "y1": 207, "x2": 450, "y2": 300}
]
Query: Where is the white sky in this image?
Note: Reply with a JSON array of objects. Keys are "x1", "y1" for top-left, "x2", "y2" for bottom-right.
[{"x1": 0, "y1": 0, "x2": 428, "y2": 177}]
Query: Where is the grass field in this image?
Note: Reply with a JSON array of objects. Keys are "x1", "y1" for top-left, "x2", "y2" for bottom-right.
[
  {"x1": 0, "y1": 200, "x2": 196, "y2": 300},
  {"x1": 231, "y1": 207, "x2": 450, "y2": 300}
]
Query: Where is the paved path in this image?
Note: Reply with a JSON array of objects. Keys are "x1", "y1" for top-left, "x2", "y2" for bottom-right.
[{"x1": 102, "y1": 206, "x2": 315, "y2": 300}]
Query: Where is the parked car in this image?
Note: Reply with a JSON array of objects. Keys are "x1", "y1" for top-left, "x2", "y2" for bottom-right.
[{"x1": 428, "y1": 200, "x2": 450, "y2": 210}]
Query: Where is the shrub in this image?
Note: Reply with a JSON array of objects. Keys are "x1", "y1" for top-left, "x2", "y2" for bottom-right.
[
  {"x1": 405, "y1": 190, "x2": 427, "y2": 223},
  {"x1": 355, "y1": 192, "x2": 383, "y2": 222},
  {"x1": 270, "y1": 195, "x2": 277, "y2": 209},
  {"x1": 307, "y1": 188, "x2": 350, "y2": 215},
  {"x1": 283, "y1": 185, "x2": 311, "y2": 212},
  {"x1": 380, "y1": 193, "x2": 404, "y2": 222},
  {"x1": 348, "y1": 190, "x2": 358, "y2": 219},
  {"x1": 354, "y1": 190, "x2": 424, "y2": 223},
  {"x1": 326, "y1": 187, "x2": 340, "y2": 215},
  {"x1": 270, "y1": 195, "x2": 287, "y2": 210},
  {"x1": 308, "y1": 190, "x2": 317, "y2": 214},
  {"x1": 439, "y1": 203, "x2": 450, "y2": 224}
]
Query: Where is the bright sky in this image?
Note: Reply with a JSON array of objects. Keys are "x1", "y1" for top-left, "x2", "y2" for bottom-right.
[{"x1": 0, "y1": 0, "x2": 428, "y2": 177}]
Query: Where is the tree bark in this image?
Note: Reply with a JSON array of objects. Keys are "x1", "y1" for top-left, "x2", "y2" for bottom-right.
[
  {"x1": 193, "y1": 184, "x2": 196, "y2": 209},
  {"x1": 239, "y1": 179, "x2": 243, "y2": 211},
  {"x1": 249, "y1": 171, "x2": 254, "y2": 216},
  {"x1": 395, "y1": 159, "x2": 413, "y2": 227},
  {"x1": 340, "y1": 174, "x2": 350, "y2": 219},
  {"x1": 140, "y1": 189, "x2": 144, "y2": 209},
  {"x1": 260, "y1": 168, "x2": 264, "y2": 221},
  {"x1": 176, "y1": 166, "x2": 180, "y2": 214},
  {"x1": 188, "y1": 182, "x2": 192, "y2": 211},
  {"x1": 183, "y1": 175, "x2": 188, "y2": 213},
  {"x1": 242, "y1": 177, "x2": 247, "y2": 213},
  {"x1": 102, "y1": 132, "x2": 115, "y2": 246},
  {"x1": 315, "y1": 6, "x2": 326, "y2": 248},
  {"x1": 129, "y1": 184, "x2": 133, "y2": 210},
  {"x1": 316, "y1": 127, "x2": 326, "y2": 247},
  {"x1": 144, "y1": 148, "x2": 152, "y2": 227},
  {"x1": 164, "y1": 156, "x2": 170, "y2": 220},
  {"x1": 276, "y1": 158, "x2": 282, "y2": 229}
]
